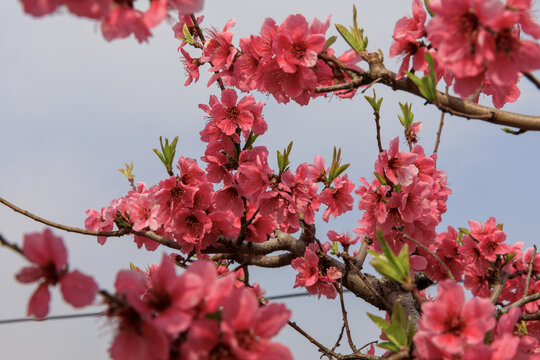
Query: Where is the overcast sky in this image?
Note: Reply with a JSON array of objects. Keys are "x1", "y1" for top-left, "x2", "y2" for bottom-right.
[{"x1": 0, "y1": 0, "x2": 539, "y2": 358}]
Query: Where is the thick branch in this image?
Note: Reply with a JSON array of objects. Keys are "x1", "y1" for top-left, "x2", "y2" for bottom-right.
[{"x1": 316, "y1": 53, "x2": 540, "y2": 131}]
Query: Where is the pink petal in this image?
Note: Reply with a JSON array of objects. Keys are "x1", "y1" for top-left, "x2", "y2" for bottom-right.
[
  {"x1": 60, "y1": 270, "x2": 98, "y2": 308},
  {"x1": 28, "y1": 283, "x2": 51, "y2": 319}
]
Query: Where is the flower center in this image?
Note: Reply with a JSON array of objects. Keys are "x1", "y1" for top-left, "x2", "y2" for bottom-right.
[
  {"x1": 291, "y1": 41, "x2": 307, "y2": 59},
  {"x1": 225, "y1": 106, "x2": 240, "y2": 120}
]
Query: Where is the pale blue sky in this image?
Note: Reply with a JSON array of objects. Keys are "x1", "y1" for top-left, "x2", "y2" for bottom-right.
[{"x1": 0, "y1": 0, "x2": 539, "y2": 358}]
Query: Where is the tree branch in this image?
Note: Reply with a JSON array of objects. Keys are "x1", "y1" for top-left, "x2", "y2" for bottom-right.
[
  {"x1": 0, "y1": 196, "x2": 128, "y2": 237},
  {"x1": 316, "y1": 53, "x2": 540, "y2": 131},
  {"x1": 0, "y1": 233, "x2": 23, "y2": 255},
  {"x1": 523, "y1": 72, "x2": 540, "y2": 90}
]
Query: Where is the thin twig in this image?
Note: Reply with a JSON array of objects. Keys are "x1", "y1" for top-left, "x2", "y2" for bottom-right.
[
  {"x1": 398, "y1": 229, "x2": 455, "y2": 281},
  {"x1": 373, "y1": 108, "x2": 383, "y2": 153},
  {"x1": 287, "y1": 320, "x2": 342, "y2": 359},
  {"x1": 190, "y1": 14, "x2": 226, "y2": 92},
  {"x1": 524, "y1": 245, "x2": 537, "y2": 298},
  {"x1": 433, "y1": 86, "x2": 448, "y2": 153},
  {"x1": 0, "y1": 196, "x2": 127, "y2": 238},
  {"x1": 332, "y1": 323, "x2": 346, "y2": 352},
  {"x1": 524, "y1": 72, "x2": 540, "y2": 90},
  {"x1": 0, "y1": 233, "x2": 23, "y2": 255},
  {"x1": 338, "y1": 279, "x2": 358, "y2": 353}
]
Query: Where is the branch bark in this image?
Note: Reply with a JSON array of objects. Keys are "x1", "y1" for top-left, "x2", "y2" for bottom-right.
[{"x1": 316, "y1": 53, "x2": 540, "y2": 131}]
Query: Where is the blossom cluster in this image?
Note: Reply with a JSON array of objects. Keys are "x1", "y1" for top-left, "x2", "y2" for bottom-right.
[
  {"x1": 390, "y1": 0, "x2": 540, "y2": 108},
  {"x1": 291, "y1": 243, "x2": 342, "y2": 299},
  {"x1": 106, "y1": 255, "x2": 292, "y2": 360},
  {"x1": 86, "y1": 88, "x2": 355, "y2": 254},
  {"x1": 424, "y1": 218, "x2": 540, "y2": 329},
  {"x1": 414, "y1": 280, "x2": 539, "y2": 359},
  {"x1": 20, "y1": 0, "x2": 204, "y2": 42},
  {"x1": 175, "y1": 14, "x2": 364, "y2": 105},
  {"x1": 354, "y1": 136, "x2": 451, "y2": 271}
]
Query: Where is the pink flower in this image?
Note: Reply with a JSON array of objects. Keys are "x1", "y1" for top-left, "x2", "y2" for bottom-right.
[
  {"x1": 20, "y1": 0, "x2": 62, "y2": 17},
  {"x1": 202, "y1": 18, "x2": 237, "y2": 72},
  {"x1": 221, "y1": 288, "x2": 293, "y2": 359},
  {"x1": 319, "y1": 174, "x2": 355, "y2": 222},
  {"x1": 415, "y1": 280, "x2": 496, "y2": 357},
  {"x1": 169, "y1": 0, "x2": 204, "y2": 14},
  {"x1": 179, "y1": 48, "x2": 201, "y2": 86},
  {"x1": 375, "y1": 137, "x2": 418, "y2": 186},
  {"x1": 15, "y1": 229, "x2": 98, "y2": 318},
  {"x1": 390, "y1": 0, "x2": 429, "y2": 79},
  {"x1": 209, "y1": 89, "x2": 255, "y2": 136},
  {"x1": 273, "y1": 14, "x2": 326, "y2": 73},
  {"x1": 327, "y1": 230, "x2": 359, "y2": 246}
]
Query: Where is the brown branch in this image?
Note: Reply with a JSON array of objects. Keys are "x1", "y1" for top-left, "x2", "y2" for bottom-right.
[
  {"x1": 0, "y1": 196, "x2": 127, "y2": 238},
  {"x1": 372, "y1": 107, "x2": 384, "y2": 153},
  {"x1": 316, "y1": 53, "x2": 540, "y2": 131},
  {"x1": 332, "y1": 323, "x2": 346, "y2": 352},
  {"x1": 287, "y1": 321, "x2": 380, "y2": 360},
  {"x1": 353, "y1": 236, "x2": 372, "y2": 269},
  {"x1": 489, "y1": 271, "x2": 510, "y2": 305},
  {"x1": 0, "y1": 233, "x2": 23, "y2": 255},
  {"x1": 498, "y1": 292, "x2": 540, "y2": 317},
  {"x1": 338, "y1": 279, "x2": 358, "y2": 353},
  {"x1": 523, "y1": 72, "x2": 540, "y2": 90},
  {"x1": 0, "y1": 196, "x2": 189, "y2": 253},
  {"x1": 524, "y1": 245, "x2": 537, "y2": 298},
  {"x1": 132, "y1": 230, "x2": 182, "y2": 251},
  {"x1": 521, "y1": 311, "x2": 540, "y2": 321},
  {"x1": 433, "y1": 86, "x2": 448, "y2": 153}
]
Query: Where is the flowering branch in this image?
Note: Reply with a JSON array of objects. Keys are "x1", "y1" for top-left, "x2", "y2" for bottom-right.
[
  {"x1": 0, "y1": 196, "x2": 127, "y2": 238},
  {"x1": 316, "y1": 53, "x2": 540, "y2": 131}
]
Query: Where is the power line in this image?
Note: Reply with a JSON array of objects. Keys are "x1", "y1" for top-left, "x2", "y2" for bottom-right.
[{"x1": 0, "y1": 290, "x2": 351, "y2": 325}]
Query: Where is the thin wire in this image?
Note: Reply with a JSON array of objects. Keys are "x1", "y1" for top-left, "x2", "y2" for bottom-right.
[{"x1": 0, "y1": 290, "x2": 351, "y2": 325}]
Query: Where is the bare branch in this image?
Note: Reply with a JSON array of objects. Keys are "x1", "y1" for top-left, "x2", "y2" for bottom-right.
[
  {"x1": 0, "y1": 233, "x2": 23, "y2": 255},
  {"x1": 338, "y1": 279, "x2": 358, "y2": 353},
  {"x1": 287, "y1": 321, "x2": 380, "y2": 360},
  {"x1": 523, "y1": 72, "x2": 540, "y2": 90}
]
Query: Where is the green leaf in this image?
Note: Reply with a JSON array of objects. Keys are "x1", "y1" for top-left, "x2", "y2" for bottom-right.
[
  {"x1": 398, "y1": 102, "x2": 414, "y2": 128},
  {"x1": 364, "y1": 89, "x2": 383, "y2": 112},
  {"x1": 153, "y1": 136, "x2": 179, "y2": 174},
  {"x1": 367, "y1": 312, "x2": 391, "y2": 333},
  {"x1": 335, "y1": 24, "x2": 362, "y2": 54},
  {"x1": 377, "y1": 342, "x2": 400, "y2": 352},
  {"x1": 334, "y1": 164, "x2": 350, "y2": 179},
  {"x1": 424, "y1": 0, "x2": 435, "y2": 17},
  {"x1": 352, "y1": 4, "x2": 358, "y2": 29},
  {"x1": 326, "y1": 35, "x2": 337, "y2": 49},
  {"x1": 182, "y1": 23, "x2": 194, "y2": 44},
  {"x1": 373, "y1": 171, "x2": 387, "y2": 185}
]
